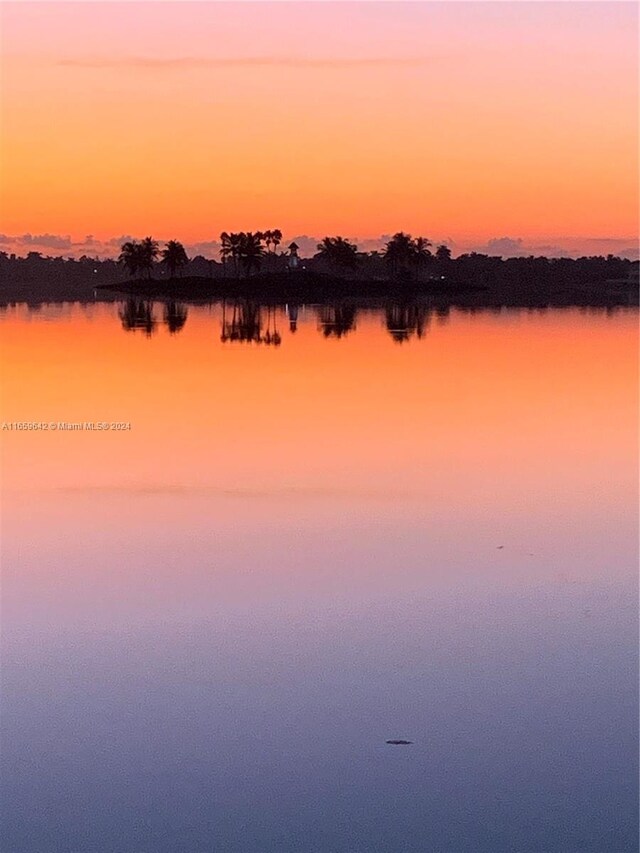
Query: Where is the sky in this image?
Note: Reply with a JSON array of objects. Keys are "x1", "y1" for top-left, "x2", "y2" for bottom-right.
[{"x1": 1, "y1": 1, "x2": 638, "y2": 258}]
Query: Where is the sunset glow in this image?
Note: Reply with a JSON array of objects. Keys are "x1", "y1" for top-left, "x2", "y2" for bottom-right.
[{"x1": 1, "y1": 2, "x2": 638, "y2": 256}]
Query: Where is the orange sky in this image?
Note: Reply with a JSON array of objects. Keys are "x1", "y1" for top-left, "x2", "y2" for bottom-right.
[{"x1": 1, "y1": 2, "x2": 638, "y2": 253}]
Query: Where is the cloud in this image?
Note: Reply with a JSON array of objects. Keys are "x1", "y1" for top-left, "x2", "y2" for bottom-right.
[
  {"x1": 287, "y1": 235, "x2": 320, "y2": 257},
  {"x1": 0, "y1": 232, "x2": 73, "y2": 249},
  {"x1": 57, "y1": 55, "x2": 432, "y2": 71},
  {"x1": 468, "y1": 236, "x2": 526, "y2": 257},
  {"x1": 1, "y1": 233, "x2": 635, "y2": 261},
  {"x1": 186, "y1": 239, "x2": 222, "y2": 257}
]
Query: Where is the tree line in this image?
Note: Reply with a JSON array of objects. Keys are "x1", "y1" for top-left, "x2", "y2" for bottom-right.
[{"x1": 117, "y1": 230, "x2": 453, "y2": 280}]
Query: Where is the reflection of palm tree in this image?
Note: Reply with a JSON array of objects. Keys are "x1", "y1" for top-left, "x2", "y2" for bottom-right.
[
  {"x1": 161, "y1": 241, "x2": 189, "y2": 278},
  {"x1": 385, "y1": 302, "x2": 430, "y2": 343},
  {"x1": 318, "y1": 304, "x2": 357, "y2": 338},
  {"x1": 163, "y1": 301, "x2": 188, "y2": 333},
  {"x1": 119, "y1": 298, "x2": 157, "y2": 336},
  {"x1": 263, "y1": 305, "x2": 282, "y2": 346},
  {"x1": 221, "y1": 300, "x2": 263, "y2": 343}
]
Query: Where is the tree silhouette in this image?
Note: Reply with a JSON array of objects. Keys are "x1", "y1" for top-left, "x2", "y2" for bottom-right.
[
  {"x1": 238, "y1": 232, "x2": 265, "y2": 277},
  {"x1": 383, "y1": 232, "x2": 414, "y2": 277},
  {"x1": 262, "y1": 229, "x2": 283, "y2": 268},
  {"x1": 139, "y1": 237, "x2": 159, "y2": 278},
  {"x1": 315, "y1": 236, "x2": 358, "y2": 274},
  {"x1": 118, "y1": 241, "x2": 142, "y2": 278},
  {"x1": 161, "y1": 240, "x2": 189, "y2": 278},
  {"x1": 220, "y1": 232, "x2": 232, "y2": 277},
  {"x1": 435, "y1": 244, "x2": 452, "y2": 262},
  {"x1": 119, "y1": 238, "x2": 159, "y2": 279},
  {"x1": 383, "y1": 233, "x2": 432, "y2": 280},
  {"x1": 413, "y1": 236, "x2": 433, "y2": 277},
  {"x1": 271, "y1": 229, "x2": 282, "y2": 254}
]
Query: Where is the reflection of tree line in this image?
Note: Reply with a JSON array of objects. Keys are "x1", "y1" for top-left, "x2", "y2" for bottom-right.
[
  {"x1": 118, "y1": 299, "x2": 446, "y2": 343},
  {"x1": 119, "y1": 299, "x2": 187, "y2": 336}
]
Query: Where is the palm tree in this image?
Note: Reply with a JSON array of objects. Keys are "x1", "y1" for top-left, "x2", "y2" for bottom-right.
[
  {"x1": 118, "y1": 241, "x2": 142, "y2": 278},
  {"x1": 413, "y1": 236, "x2": 433, "y2": 279},
  {"x1": 161, "y1": 240, "x2": 189, "y2": 278},
  {"x1": 238, "y1": 232, "x2": 265, "y2": 277},
  {"x1": 139, "y1": 237, "x2": 159, "y2": 279},
  {"x1": 220, "y1": 232, "x2": 232, "y2": 277},
  {"x1": 383, "y1": 232, "x2": 414, "y2": 277},
  {"x1": 436, "y1": 244, "x2": 451, "y2": 262},
  {"x1": 262, "y1": 229, "x2": 282, "y2": 267},
  {"x1": 228, "y1": 233, "x2": 243, "y2": 278},
  {"x1": 315, "y1": 236, "x2": 358, "y2": 274}
]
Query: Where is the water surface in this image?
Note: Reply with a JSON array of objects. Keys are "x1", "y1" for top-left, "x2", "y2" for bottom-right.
[{"x1": 1, "y1": 302, "x2": 637, "y2": 852}]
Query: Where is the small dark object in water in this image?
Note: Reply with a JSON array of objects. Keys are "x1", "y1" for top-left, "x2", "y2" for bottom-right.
[
  {"x1": 386, "y1": 739, "x2": 413, "y2": 745},
  {"x1": 497, "y1": 545, "x2": 504, "y2": 549}
]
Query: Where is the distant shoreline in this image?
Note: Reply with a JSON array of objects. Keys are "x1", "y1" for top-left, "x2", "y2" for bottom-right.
[
  {"x1": 98, "y1": 270, "x2": 638, "y2": 309},
  {"x1": 1, "y1": 268, "x2": 638, "y2": 309}
]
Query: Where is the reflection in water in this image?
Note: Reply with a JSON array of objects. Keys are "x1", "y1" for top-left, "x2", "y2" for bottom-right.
[
  {"x1": 385, "y1": 303, "x2": 430, "y2": 343},
  {"x1": 0, "y1": 303, "x2": 637, "y2": 853},
  {"x1": 220, "y1": 301, "x2": 282, "y2": 346},
  {"x1": 118, "y1": 298, "x2": 157, "y2": 336},
  {"x1": 263, "y1": 306, "x2": 281, "y2": 347},
  {"x1": 163, "y1": 301, "x2": 188, "y2": 334},
  {"x1": 112, "y1": 299, "x2": 636, "y2": 348},
  {"x1": 318, "y1": 303, "x2": 357, "y2": 338},
  {"x1": 287, "y1": 304, "x2": 299, "y2": 333}
]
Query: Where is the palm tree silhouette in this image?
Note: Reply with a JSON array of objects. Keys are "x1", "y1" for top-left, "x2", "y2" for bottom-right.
[
  {"x1": 238, "y1": 232, "x2": 265, "y2": 277},
  {"x1": 140, "y1": 237, "x2": 159, "y2": 278},
  {"x1": 118, "y1": 241, "x2": 142, "y2": 278},
  {"x1": 229, "y1": 233, "x2": 243, "y2": 277},
  {"x1": 383, "y1": 233, "x2": 432, "y2": 280},
  {"x1": 316, "y1": 236, "x2": 358, "y2": 275},
  {"x1": 383, "y1": 232, "x2": 414, "y2": 277},
  {"x1": 161, "y1": 240, "x2": 189, "y2": 278},
  {"x1": 271, "y1": 229, "x2": 282, "y2": 254},
  {"x1": 220, "y1": 232, "x2": 232, "y2": 277}
]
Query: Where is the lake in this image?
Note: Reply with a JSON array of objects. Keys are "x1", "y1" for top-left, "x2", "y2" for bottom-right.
[{"x1": 1, "y1": 300, "x2": 637, "y2": 852}]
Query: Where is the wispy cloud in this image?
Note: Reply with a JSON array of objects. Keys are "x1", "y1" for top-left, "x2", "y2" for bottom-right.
[{"x1": 57, "y1": 55, "x2": 432, "y2": 71}]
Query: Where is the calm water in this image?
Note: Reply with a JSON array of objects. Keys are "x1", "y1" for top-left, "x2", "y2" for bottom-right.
[{"x1": 1, "y1": 301, "x2": 638, "y2": 853}]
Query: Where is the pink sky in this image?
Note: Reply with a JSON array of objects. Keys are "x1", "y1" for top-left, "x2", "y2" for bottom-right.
[{"x1": 1, "y1": 2, "x2": 638, "y2": 258}]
